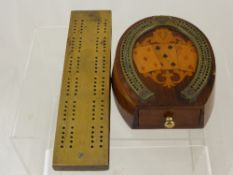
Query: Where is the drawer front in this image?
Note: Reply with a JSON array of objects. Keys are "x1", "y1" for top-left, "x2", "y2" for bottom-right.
[{"x1": 139, "y1": 108, "x2": 201, "y2": 128}]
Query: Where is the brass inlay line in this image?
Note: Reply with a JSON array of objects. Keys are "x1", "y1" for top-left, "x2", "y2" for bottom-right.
[
  {"x1": 120, "y1": 16, "x2": 212, "y2": 101},
  {"x1": 53, "y1": 10, "x2": 111, "y2": 170}
]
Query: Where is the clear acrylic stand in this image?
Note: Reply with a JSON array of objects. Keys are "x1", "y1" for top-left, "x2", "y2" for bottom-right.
[{"x1": 11, "y1": 26, "x2": 212, "y2": 175}]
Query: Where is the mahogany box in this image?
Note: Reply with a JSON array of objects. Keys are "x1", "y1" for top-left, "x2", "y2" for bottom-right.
[{"x1": 112, "y1": 16, "x2": 215, "y2": 129}]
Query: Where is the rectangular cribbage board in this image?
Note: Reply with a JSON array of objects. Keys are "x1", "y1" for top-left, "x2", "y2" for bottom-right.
[{"x1": 53, "y1": 11, "x2": 111, "y2": 171}]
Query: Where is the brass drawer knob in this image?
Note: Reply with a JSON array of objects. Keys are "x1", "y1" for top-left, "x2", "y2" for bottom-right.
[{"x1": 164, "y1": 116, "x2": 175, "y2": 129}]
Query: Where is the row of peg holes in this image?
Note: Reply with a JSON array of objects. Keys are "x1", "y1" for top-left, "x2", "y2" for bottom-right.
[
  {"x1": 91, "y1": 83, "x2": 104, "y2": 149},
  {"x1": 90, "y1": 19, "x2": 108, "y2": 149},
  {"x1": 70, "y1": 18, "x2": 78, "y2": 54},
  {"x1": 78, "y1": 19, "x2": 84, "y2": 52},
  {"x1": 60, "y1": 100, "x2": 77, "y2": 148},
  {"x1": 90, "y1": 125, "x2": 104, "y2": 149},
  {"x1": 60, "y1": 101, "x2": 68, "y2": 148},
  {"x1": 60, "y1": 18, "x2": 82, "y2": 148},
  {"x1": 60, "y1": 101, "x2": 75, "y2": 148},
  {"x1": 60, "y1": 125, "x2": 75, "y2": 149},
  {"x1": 66, "y1": 77, "x2": 79, "y2": 96}
]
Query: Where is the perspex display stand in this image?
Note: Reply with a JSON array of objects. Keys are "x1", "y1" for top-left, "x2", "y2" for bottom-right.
[{"x1": 11, "y1": 26, "x2": 219, "y2": 175}]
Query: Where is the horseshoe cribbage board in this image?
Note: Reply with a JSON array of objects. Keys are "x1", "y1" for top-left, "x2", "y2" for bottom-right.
[
  {"x1": 112, "y1": 16, "x2": 215, "y2": 129},
  {"x1": 53, "y1": 11, "x2": 111, "y2": 170}
]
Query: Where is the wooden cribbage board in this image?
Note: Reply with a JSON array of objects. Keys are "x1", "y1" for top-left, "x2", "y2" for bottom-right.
[
  {"x1": 112, "y1": 16, "x2": 215, "y2": 129},
  {"x1": 53, "y1": 11, "x2": 111, "y2": 170}
]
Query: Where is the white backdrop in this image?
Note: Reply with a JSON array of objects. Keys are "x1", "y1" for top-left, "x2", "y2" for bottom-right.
[{"x1": 0, "y1": 0, "x2": 233, "y2": 175}]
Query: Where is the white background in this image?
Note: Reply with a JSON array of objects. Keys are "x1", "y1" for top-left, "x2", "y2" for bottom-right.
[{"x1": 0, "y1": 0, "x2": 233, "y2": 175}]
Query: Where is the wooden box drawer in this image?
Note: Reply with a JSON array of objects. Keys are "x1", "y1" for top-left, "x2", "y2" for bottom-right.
[{"x1": 139, "y1": 108, "x2": 202, "y2": 129}]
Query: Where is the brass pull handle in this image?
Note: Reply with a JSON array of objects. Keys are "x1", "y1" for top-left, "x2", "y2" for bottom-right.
[{"x1": 164, "y1": 116, "x2": 175, "y2": 129}]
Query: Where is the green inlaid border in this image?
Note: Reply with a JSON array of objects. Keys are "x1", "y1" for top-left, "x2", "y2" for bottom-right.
[{"x1": 119, "y1": 16, "x2": 212, "y2": 101}]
